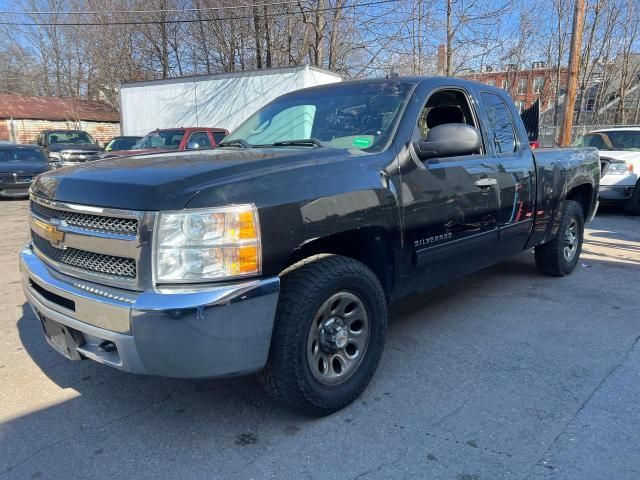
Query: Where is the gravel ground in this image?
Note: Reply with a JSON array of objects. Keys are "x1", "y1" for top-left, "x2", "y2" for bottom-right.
[{"x1": 1, "y1": 199, "x2": 638, "y2": 480}]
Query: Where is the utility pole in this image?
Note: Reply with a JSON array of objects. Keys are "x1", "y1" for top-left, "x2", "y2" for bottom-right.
[
  {"x1": 558, "y1": 0, "x2": 585, "y2": 146},
  {"x1": 446, "y1": 0, "x2": 453, "y2": 76}
]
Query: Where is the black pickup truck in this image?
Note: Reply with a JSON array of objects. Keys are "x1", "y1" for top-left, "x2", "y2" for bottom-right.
[
  {"x1": 20, "y1": 77, "x2": 599, "y2": 416},
  {"x1": 37, "y1": 129, "x2": 103, "y2": 168}
]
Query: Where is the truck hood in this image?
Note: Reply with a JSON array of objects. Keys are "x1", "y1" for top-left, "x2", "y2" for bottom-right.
[
  {"x1": 598, "y1": 150, "x2": 640, "y2": 163},
  {"x1": 0, "y1": 160, "x2": 49, "y2": 174},
  {"x1": 48, "y1": 143, "x2": 102, "y2": 154},
  {"x1": 102, "y1": 148, "x2": 172, "y2": 158},
  {"x1": 30, "y1": 146, "x2": 356, "y2": 210}
]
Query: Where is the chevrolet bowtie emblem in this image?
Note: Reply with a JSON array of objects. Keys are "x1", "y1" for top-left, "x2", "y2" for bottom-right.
[{"x1": 33, "y1": 218, "x2": 65, "y2": 247}]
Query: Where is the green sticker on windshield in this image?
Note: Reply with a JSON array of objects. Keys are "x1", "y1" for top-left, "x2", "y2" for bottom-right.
[{"x1": 352, "y1": 137, "x2": 372, "y2": 148}]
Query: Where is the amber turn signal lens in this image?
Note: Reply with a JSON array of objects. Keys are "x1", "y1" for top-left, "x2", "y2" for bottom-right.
[
  {"x1": 237, "y1": 245, "x2": 259, "y2": 274},
  {"x1": 238, "y1": 211, "x2": 258, "y2": 240}
]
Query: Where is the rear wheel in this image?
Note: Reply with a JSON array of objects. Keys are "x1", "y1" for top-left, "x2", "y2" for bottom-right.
[
  {"x1": 258, "y1": 255, "x2": 387, "y2": 417},
  {"x1": 534, "y1": 200, "x2": 584, "y2": 276}
]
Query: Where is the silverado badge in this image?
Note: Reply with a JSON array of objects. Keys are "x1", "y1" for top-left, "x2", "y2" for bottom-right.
[
  {"x1": 414, "y1": 232, "x2": 453, "y2": 248},
  {"x1": 32, "y1": 218, "x2": 65, "y2": 247}
]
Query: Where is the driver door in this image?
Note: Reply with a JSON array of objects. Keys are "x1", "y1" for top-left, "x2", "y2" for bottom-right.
[{"x1": 398, "y1": 87, "x2": 500, "y2": 293}]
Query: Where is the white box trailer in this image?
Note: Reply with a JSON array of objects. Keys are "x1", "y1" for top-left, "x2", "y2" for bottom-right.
[{"x1": 119, "y1": 65, "x2": 342, "y2": 136}]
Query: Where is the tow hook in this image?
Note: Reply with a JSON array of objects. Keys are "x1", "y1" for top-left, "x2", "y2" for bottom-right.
[{"x1": 98, "y1": 340, "x2": 117, "y2": 352}]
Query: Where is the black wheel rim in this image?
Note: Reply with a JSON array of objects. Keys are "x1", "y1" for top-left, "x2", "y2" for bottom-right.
[{"x1": 306, "y1": 291, "x2": 370, "y2": 386}]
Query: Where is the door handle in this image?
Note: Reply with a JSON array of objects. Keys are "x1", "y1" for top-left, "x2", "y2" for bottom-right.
[{"x1": 474, "y1": 178, "x2": 498, "y2": 188}]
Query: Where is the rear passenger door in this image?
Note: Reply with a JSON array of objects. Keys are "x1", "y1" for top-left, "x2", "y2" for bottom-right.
[
  {"x1": 478, "y1": 92, "x2": 535, "y2": 255},
  {"x1": 398, "y1": 86, "x2": 500, "y2": 292}
]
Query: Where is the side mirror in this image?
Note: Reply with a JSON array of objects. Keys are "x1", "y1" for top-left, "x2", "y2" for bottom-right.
[
  {"x1": 412, "y1": 123, "x2": 482, "y2": 161},
  {"x1": 187, "y1": 141, "x2": 199, "y2": 150}
]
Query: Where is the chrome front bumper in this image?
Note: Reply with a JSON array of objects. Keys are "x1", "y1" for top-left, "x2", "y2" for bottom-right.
[{"x1": 20, "y1": 243, "x2": 280, "y2": 378}]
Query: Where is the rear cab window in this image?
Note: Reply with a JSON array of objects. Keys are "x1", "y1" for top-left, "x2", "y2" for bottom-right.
[{"x1": 187, "y1": 132, "x2": 212, "y2": 150}]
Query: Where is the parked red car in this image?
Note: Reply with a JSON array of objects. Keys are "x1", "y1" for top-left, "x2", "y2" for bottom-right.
[{"x1": 93, "y1": 127, "x2": 228, "y2": 160}]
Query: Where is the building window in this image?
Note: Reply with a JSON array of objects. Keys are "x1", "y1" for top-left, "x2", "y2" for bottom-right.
[
  {"x1": 533, "y1": 77, "x2": 545, "y2": 94},
  {"x1": 517, "y1": 79, "x2": 528, "y2": 95},
  {"x1": 486, "y1": 79, "x2": 496, "y2": 87},
  {"x1": 501, "y1": 79, "x2": 508, "y2": 89},
  {"x1": 515, "y1": 100, "x2": 526, "y2": 113},
  {"x1": 585, "y1": 98, "x2": 595, "y2": 111}
]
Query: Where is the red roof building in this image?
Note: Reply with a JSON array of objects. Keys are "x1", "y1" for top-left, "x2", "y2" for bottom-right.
[{"x1": 0, "y1": 94, "x2": 120, "y2": 145}]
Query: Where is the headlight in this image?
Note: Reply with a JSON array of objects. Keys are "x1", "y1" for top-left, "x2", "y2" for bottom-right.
[
  {"x1": 154, "y1": 205, "x2": 261, "y2": 283},
  {"x1": 606, "y1": 162, "x2": 633, "y2": 175},
  {"x1": 48, "y1": 153, "x2": 61, "y2": 168}
]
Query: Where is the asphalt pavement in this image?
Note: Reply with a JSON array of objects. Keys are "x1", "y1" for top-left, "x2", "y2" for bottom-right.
[{"x1": 1, "y1": 199, "x2": 638, "y2": 480}]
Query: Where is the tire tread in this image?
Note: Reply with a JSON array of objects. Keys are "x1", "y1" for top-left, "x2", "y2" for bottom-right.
[
  {"x1": 534, "y1": 200, "x2": 584, "y2": 276},
  {"x1": 257, "y1": 254, "x2": 387, "y2": 416}
]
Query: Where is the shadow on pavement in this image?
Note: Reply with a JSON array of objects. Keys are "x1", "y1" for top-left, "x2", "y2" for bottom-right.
[{"x1": 3, "y1": 215, "x2": 639, "y2": 478}]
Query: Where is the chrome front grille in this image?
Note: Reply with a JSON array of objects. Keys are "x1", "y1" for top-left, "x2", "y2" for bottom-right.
[
  {"x1": 61, "y1": 151, "x2": 92, "y2": 163},
  {"x1": 29, "y1": 195, "x2": 153, "y2": 290},
  {"x1": 32, "y1": 232, "x2": 136, "y2": 279},
  {"x1": 31, "y1": 201, "x2": 138, "y2": 235}
]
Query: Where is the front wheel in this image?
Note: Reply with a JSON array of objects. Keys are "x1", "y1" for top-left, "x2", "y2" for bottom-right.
[
  {"x1": 534, "y1": 200, "x2": 584, "y2": 276},
  {"x1": 258, "y1": 255, "x2": 387, "y2": 416}
]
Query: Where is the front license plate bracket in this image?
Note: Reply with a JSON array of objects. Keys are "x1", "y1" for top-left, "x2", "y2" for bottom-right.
[{"x1": 39, "y1": 314, "x2": 85, "y2": 361}]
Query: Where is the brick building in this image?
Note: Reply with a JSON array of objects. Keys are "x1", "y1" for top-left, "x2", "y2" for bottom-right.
[
  {"x1": 0, "y1": 94, "x2": 120, "y2": 145},
  {"x1": 459, "y1": 63, "x2": 569, "y2": 113}
]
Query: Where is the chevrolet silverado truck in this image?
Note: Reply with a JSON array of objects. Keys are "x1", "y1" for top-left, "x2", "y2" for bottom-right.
[
  {"x1": 37, "y1": 129, "x2": 103, "y2": 168},
  {"x1": 574, "y1": 127, "x2": 640, "y2": 214},
  {"x1": 20, "y1": 78, "x2": 599, "y2": 416}
]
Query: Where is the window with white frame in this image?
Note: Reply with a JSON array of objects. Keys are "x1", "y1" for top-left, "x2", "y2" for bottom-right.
[
  {"x1": 533, "y1": 77, "x2": 545, "y2": 94},
  {"x1": 517, "y1": 79, "x2": 527, "y2": 95}
]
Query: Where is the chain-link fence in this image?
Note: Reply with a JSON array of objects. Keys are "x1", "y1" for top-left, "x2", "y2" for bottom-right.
[{"x1": 538, "y1": 124, "x2": 636, "y2": 147}]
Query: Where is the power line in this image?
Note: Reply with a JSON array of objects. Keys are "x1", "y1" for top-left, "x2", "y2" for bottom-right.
[
  {"x1": 0, "y1": 0, "x2": 399, "y2": 26},
  {"x1": 0, "y1": 0, "x2": 301, "y2": 16}
]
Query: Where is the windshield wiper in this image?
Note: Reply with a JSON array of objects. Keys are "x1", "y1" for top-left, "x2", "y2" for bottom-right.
[
  {"x1": 271, "y1": 138, "x2": 325, "y2": 148},
  {"x1": 218, "y1": 139, "x2": 251, "y2": 148}
]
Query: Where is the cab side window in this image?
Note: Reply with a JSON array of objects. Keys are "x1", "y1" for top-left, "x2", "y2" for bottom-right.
[
  {"x1": 417, "y1": 89, "x2": 478, "y2": 139},
  {"x1": 213, "y1": 132, "x2": 226, "y2": 145},
  {"x1": 415, "y1": 88, "x2": 482, "y2": 157},
  {"x1": 480, "y1": 93, "x2": 517, "y2": 154}
]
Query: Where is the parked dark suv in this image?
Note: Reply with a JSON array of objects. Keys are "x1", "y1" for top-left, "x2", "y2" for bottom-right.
[{"x1": 37, "y1": 130, "x2": 103, "y2": 168}]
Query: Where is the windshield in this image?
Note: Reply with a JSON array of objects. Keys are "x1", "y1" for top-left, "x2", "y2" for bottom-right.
[
  {"x1": 0, "y1": 147, "x2": 47, "y2": 163},
  {"x1": 133, "y1": 130, "x2": 185, "y2": 150},
  {"x1": 47, "y1": 131, "x2": 94, "y2": 145},
  {"x1": 106, "y1": 137, "x2": 140, "y2": 151},
  {"x1": 224, "y1": 82, "x2": 413, "y2": 152},
  {"x1": 574, "y1": 131, "x2": 640, "y2": 151}
]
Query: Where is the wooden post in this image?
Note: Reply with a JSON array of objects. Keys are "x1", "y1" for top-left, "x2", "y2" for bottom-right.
[
  {"x1": 446, "y1": 0, "x2": 453, "y2": 76},
  {"x1": 558, "y1": 0, "x2": 586, "y2": 146}
]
